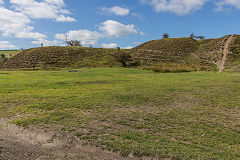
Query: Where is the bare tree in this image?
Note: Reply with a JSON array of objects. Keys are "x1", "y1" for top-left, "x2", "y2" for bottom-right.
[{"x1": 67, "y1": 40, "x2": 82, "y2": 47}]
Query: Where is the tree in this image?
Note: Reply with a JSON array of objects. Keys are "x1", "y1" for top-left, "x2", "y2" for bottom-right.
[
  {"x1": 162, "y1": 33, "x2": 169, "y2": 39},
  {"x1": 196, "y1": 36, "x2": 205, "y2": 40},
  {"x1": 117, "y1": 47, "x2": 120, "y2": 52},
  {"x1": 190, "y1": 33, "x2": 195, "y2": 39},
  {"x1": 113, "y1": 51, "x2": 131, "y2": 67},
  {"x1": 0, "y1": 54, "x2": 7, "y2": 63},
  {"x1": 67, "y1": 40, "x2": 82, "y2": 47}
]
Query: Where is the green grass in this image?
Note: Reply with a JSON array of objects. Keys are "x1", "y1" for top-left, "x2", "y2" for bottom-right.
[
  {"x1": 142, "y1": 63, "x2": 207, "y2": 73},
  {"x1": 0, "y1": 50, "x2": 21, "y2": 58},
  {"x1": 0, "y1": 68, "x2": 240, "y2": 159}
]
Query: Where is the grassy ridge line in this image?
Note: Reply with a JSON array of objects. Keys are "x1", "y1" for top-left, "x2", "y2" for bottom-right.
[
  {"x1": 2, "y1": 47, "x2": 126, "y2": 69},
  {"x1": 0, "y1": 50, "x2": 21, "y2": 58},
  {"x1": 132, "y1": 35, "x2": 240, "y2": 71},
  {"x1": 0, "y1": 68, "x2": 240, "y2": 159},
  {"x1": 2, "y1": 35, "x2": 240, "y2": 71}
]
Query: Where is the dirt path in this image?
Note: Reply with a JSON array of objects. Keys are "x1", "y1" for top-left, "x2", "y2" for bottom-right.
[
  {"x1": 218, "y1": 35, "x2": 235, "y2": 73},
  {"x1": 0, "y1": 119, "x2": 145, "y2": 160}
]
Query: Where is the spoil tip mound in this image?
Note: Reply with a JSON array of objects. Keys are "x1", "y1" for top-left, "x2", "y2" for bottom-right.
[
  {"x1": 132, "y1": 38, "x2": 199, "y2": 64},
  {"x1": 2, "y1": 46, "x2": 117, "y2": 69}
]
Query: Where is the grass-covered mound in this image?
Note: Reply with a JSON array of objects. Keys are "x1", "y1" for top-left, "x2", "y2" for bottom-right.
[
  {"x1": 2, "y1": 46, "x2": 120, "y2": 69},
  {"x1": 2, "y1": 35, "x2": 240, "y2": 72},
  {"x1": 132, "y1": 38, "x2": 199, "y2": 64},
  {"x1": 226, "y1": 35, "x2": 240, "y2": 71},
  {"x1": 0, "y1": 58, "x2": 4, "y2": 68},
  {"x1": 193, "y1": 36, "x2": 230, "y2": 65}
]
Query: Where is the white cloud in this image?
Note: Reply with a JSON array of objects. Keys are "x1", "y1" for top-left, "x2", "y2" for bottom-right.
[
  {"x1": 216, "y1": 0, "x2": 240, "y2": 10},
  {"x1": 56, "y1": 15, "x2": 76, "y2": 22},
  {"x1": 101, "y1": 43, "x2": 118, "y2": 48},
  {"x1": 0, "y1": 41, "x2": 17, "y2": 49},
  {"x1": 0, "y1": 7, "x2": 46, "y2": 40},
  {"x1": 140, "y1": 32, "x2": 145, "y2": 36},
  {"x1": 123, "y1": 46, "x2": 134, "y2": 49},
  {"x1": 131, "y1": 12, "x2": 145, "y2": 20},
  {"x1": 99, "y1": 20, "x2": 138, "y2": 37},
  {"x1": 55, "y1": 19, "x2": 140, "y2": 47},
  {"x1": 10, "y1": 0, "x2": 76, "y2": 22},
  {"x1": 0, "y1": 0, "x2": 75, "y2": 45},
  {"x1": 141, "y1": 0, "x2": 208, "y2": 15},
  {"x1": 55, "y1": 30, "x2": 101, "y2": 46},
  {"x1": 133, "y1": 41, "x2": 142, "y2": 45},
  {"x1": 32, "y1": 39, "x2": 61, "y2": 46},
  {"x1": 99, "y1": 6, "x2": 130, "y2": 16}
]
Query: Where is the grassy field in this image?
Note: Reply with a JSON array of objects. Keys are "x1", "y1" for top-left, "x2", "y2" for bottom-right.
[
  {"x1": 0, "y1": 68, "x2": 240, "y2": 159},
  {"x1": 0, "y1": 50, "x2": 21, "y2": 58}
]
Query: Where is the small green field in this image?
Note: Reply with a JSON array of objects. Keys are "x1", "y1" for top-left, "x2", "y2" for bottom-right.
[
  {"x1": 0, "y1": 68, "x2": 240, "y2": 159},
  {"x1": 0, "y1": 50, "x2": 21, "y2": 58}
]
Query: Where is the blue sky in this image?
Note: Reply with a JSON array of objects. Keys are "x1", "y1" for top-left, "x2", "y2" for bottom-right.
[{"x1": 0, "y1": 0, "x2": 240, "y2": 50}]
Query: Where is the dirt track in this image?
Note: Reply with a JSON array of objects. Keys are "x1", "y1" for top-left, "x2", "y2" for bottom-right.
[
  {"x1": 218, "y1": 35, "x2": 235, "y2": 72},
  {"x1": 0, "y1": 119, "x2": 145, "y2": 160}
]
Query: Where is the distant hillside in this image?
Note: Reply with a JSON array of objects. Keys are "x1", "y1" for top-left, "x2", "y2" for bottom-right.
[
  {"x1": 1, "y1": 35, "x2": 240, "y2": 72},
  {"x1": 2, "y1": 46, "x2": 120, "y2": 69},
  {"x1": 132, "y1": 38, "x2": 199, "y2": 63},
  {"x1": 132, "y1": 35, "x2": 240, "y2": 71}
]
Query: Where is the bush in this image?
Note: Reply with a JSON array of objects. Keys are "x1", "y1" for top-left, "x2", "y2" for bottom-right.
[
  {"x1": 0, "y1": 54, "x2": 7, "y2": 63},
  {"x1": 143, "y1": 63, "x2": 204, "y2": 73},
  {"x1": 112, "y1": 51, "x2": 132, "y2": 67},
  {"x1": 67, "y1": 40, "x2": 82, "y2": 47}
]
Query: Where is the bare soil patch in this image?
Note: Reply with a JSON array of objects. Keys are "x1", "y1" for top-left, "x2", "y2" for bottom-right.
[{"x1": 0, "y1": 119, "x2": 143, "y2": 160}]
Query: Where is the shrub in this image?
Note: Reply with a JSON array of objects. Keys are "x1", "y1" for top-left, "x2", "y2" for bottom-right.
[
  {"x1": 143, "y1": 63, "x2": 204, "y2": 73},
  {"x1": 0, "y1": 54, "x2": 7, "y2": 63},
  {"x1": 112, "y1": 51, "x2": 132, "y2": 67},
  {"x1": 67, "y1": 40, "x2": 82, "y2": 47}
]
